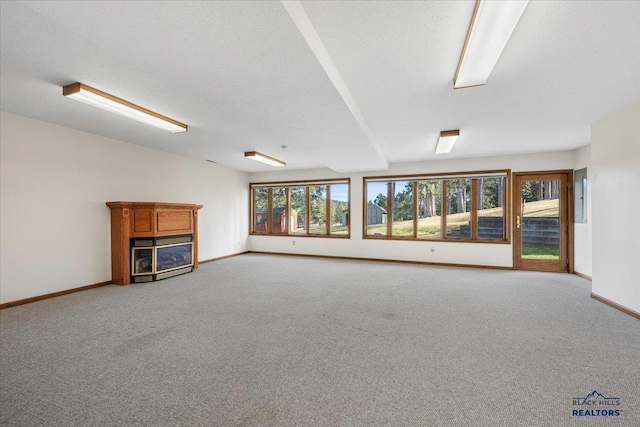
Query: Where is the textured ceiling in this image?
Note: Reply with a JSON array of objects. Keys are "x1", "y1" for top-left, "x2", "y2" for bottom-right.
[{"x1": 1, "y1": 1, "x2": 639, "y2": 173}]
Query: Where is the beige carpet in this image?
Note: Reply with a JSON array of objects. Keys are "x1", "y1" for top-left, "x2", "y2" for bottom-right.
[{"x1": 1, "y1": 254, "x2": 639, "y2": 426}]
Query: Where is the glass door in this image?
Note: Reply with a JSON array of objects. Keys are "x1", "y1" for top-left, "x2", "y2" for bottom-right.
[{"x1": 513, "y1": 172, "x2": 571, "y2": 272}]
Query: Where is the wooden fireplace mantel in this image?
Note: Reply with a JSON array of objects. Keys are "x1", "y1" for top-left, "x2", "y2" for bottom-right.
[{"x1": 106, "y1": 202, "x2": 203, "y2": 286}]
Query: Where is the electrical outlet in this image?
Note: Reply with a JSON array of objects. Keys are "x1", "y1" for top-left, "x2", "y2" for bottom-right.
[
  {"x1": 293, "y1": 240, "x2": 296, "y2": 246},
  {"x1": 430, "y1": 247, "x2": 435, "y2": 253}
]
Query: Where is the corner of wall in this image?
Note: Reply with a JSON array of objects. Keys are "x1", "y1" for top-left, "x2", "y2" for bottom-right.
[{"x1": 590, "y1": 100, "x2": 640, "y2": 313}]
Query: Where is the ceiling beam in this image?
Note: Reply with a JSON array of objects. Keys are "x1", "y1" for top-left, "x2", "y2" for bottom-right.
[{"x1": 281, "y1": 0, "x2": 388, "y2": 171}]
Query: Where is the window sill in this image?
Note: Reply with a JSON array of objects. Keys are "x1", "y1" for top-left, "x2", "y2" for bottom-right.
[
  {"x1": 363, "y1": 235, "x2": 510, "y2": 244},
  {"x1": 250, "y1": 233, "x2": 350, "y2": 239}
]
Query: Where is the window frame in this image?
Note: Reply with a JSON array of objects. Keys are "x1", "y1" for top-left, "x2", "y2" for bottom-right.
[
  {"x1": 363, "y1": 170, "x2": 511, "y2": 244},
  {"x1": 250, "y1": 178, "x2": 351, "y2": 238}
]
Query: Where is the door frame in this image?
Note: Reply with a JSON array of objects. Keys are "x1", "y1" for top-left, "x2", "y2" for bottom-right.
[{"x1": 512, "y1": 170, "x2": 574, "y2": 272}]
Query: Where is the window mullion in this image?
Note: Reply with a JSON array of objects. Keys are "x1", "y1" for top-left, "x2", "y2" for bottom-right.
[
  {"x1": 326, "y1": 185, "x2": 331, "y2": 235},
  {"x1": 504, "y1": 176, "x2": 509, "y2": 241},
  {"x1": 441, "y1": 180, "x2": 447, "y2": 239},
  {"x1": 286, "y1": 187, "x2": 291, "y2": 235},
  {"x1": 250, "y1": 188, "x2": 255, "y2": 234},
  {"x1": 471, "y1": 179, "x2": 478, "y2": 240},
  {"x1": 387, "y1": 182, "x2": 393, "y2": 237},
  {"x1": 413, "y1": 181, "x2": 418, "y2": 238},
  {"x1": 267, "y1": 188, "x2": 273, "y2": 235},
  {"x1": 305, "y1": 186, "x2": 310, "y2": 235}
]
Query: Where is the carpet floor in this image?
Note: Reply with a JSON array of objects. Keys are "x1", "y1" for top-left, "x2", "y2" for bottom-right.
[{"x1": 1, "y1": 254, "x2": 639, "y2": 426}]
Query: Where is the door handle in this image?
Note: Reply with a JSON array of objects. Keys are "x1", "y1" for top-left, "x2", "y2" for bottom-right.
[{"x1": 516, "y1": 216, "x2": 521, "y2": 229}]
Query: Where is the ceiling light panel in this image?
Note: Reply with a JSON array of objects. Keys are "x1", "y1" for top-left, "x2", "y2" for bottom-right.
[
  {"x1": 244, "y1": 151, "x2": 286, "y2": 167},
  {"x1": 62, "y1": 83, "x2": 187, "y2": 133},
  {"x1": 435, "y1": 130, "x2": 460, "y2": 155},
  {"x1": 454, "y1": 0, "x2": 529, "y2": 89}
]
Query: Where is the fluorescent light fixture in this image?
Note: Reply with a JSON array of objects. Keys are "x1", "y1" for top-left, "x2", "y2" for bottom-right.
[
  {"x1": 244, "y1": 151, "x2": 286, "y2": 167},
  {"x1": 454, "y1": 0, "x2": 528, "y2": 89},
  {"x1": 62, "y1": 83, "x2": 187, "y2": 133},
  {"x1": 435, "y1": 130, "x2": 460, "y2": 155}
]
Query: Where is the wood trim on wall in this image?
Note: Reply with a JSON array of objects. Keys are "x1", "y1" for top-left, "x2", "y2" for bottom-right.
[
  {"x1": 574, "y1": 271, "x2": 592, "y2": 281},
  {"x1": 250, "y1": 177, "x2": 350, "y2": 187},
  {"x1": 0, "y1": 281, "x2": 112, "y2": 310},
  {"x1": 248, "y1": 251, "x2": 512, "y2": 271},
  {"x1": 363, "y1": 169, "x2": 511, "y2": 181},
  {"x1": 590, "y1": 293, "x2": 640, "y2": 320},
  {"x1": 1, "y1": 251, "x2": 251, "y2": 309},
  {"x1": 250, "y1": 233, "x2": 349, "y2": 239},
  {"x1": 199, "y1": 251, "x2": 250, "y2": 264},
  {"x1": 360, "y1": 235, "x2": 510, "y2": 244}
]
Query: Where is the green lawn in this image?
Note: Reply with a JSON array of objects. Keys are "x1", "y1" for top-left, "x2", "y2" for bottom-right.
[
  {"x1": 367, "y1": 211, "x2": 473, "y2": 237},
  {"x1": 520, "y1": 199, "x2": 560, "y2": 218},
  {"x1": 298, "y1": 225, "x2": 348, "y2": 235},
  {"x1": 292, "y1": 200, "x2": 560, "y2": 237},
  {"x1": 366, "y1": 199, "x2": 559, "y2": 237},
  {"x1": 521, "y1": 245, "x2": 560, "y2": 259}
]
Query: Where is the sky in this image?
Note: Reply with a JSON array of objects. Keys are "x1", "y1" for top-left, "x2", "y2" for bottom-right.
[
  {"x1": 366, "y1": 181, "x2": 412, "y2": 203},
  {"x1": 330, "y1": 184, "x2": 349, "y2": 202}
]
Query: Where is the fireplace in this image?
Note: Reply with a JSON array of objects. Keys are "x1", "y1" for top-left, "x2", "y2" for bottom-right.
[
  {"x1": 131, "y1": 234, "x2": 194, "y2": 283},
  {"x1": 106, "y1": 202, "x2": 203, "y2": 286}
]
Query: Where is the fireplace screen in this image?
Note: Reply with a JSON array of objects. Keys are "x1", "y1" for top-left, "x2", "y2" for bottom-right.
[
  {"x1": 130, "y1": 235, "x2": 193, "y2": 282},
  {"x1": 132, "y1": 248, "x2": 153, "y2": 275},
  {"x1": 156, "y1": 243, "x2": 192, "y2": 273}
]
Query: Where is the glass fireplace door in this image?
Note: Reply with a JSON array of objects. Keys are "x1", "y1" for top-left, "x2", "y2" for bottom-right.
[
  {"x1": 132, "y1": 247, "x2": 154, "y2": 275},
  {"x1": 155, "y1": 243, "x2": 193, "y2": 274}
]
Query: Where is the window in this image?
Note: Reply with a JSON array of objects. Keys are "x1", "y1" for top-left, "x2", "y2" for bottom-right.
[
  {"x1": 290, "y1": 187, "x2": 307, "y2": 234},
  {"x1": 574, "y1": 168, "x2": 587, "y2": 224},
  {"x1": 477, "y1": 176, "x2": 506, "y2": 240},
  {"x1": 271, "y1": 187, "x2": 287, "y2": 235},
  {"x1": 417, "y1": 180, "x2": 442, "y2": 238},
  {"x1": 392, "y1": 181, "x2": 414, "y2": 237},
  {"x1": 364, "y1": 171, "x2": 509, "y2": 243},
  {"x1": 250, "y1": 179, "x2": 350, "y2": 238},
  {"x1": 365, "y1": 181, "x2": 388, "y2": 237},
  {"x1": 253, "y1": 188, "x2": 269, "y2": 234},
  {"x1": 309, "y1": 185, "x2": 327, "y2": 235},
  {"x1": 445, "y1": 178, "x2": 471, "y2": 238},
  {"x1": 329, "y1": 183, "x2": 349, "y2": 235}
]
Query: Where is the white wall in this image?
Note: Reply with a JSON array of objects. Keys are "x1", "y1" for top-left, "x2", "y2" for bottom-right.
[
  {"x1": 0, "y1": 112, "x2": 249, "y2": 304},
  {"x1": 573, "y1": 144, "x2": 592, "y2": 277},
  {"x1": 248, "y1": 151, "x2": 575, "y2": 268},
  {"x1": 591, "y1": 101, "x2": 640, "y2": 313}
]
